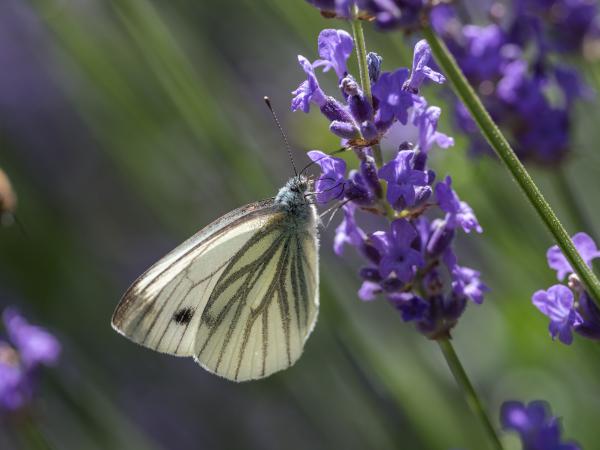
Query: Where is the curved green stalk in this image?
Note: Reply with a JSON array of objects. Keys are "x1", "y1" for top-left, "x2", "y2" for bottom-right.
[
  {"x1": 422, "y1": 25, "x2": 600, "y2": 306},
  {"x1": 437, "y1": 339, "x2": 503, "y2": 450}
]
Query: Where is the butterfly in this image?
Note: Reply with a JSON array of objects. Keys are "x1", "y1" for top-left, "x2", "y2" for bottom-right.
[{"x1": 111, "y1": 175, "x2": 319, "y2": 382}]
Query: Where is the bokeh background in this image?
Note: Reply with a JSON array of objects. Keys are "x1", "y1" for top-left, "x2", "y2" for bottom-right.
[{"x1": 1, "y1": 0, "x2": 600, "y2": 449}]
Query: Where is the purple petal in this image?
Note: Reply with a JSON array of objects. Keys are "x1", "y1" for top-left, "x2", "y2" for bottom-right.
[{"x1": 314, "y1": 29, "x2": 354, "y2": 80}]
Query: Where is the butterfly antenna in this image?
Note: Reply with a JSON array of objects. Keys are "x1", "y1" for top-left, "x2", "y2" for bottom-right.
[{"x1": 264, "y1": 96, "x2": 297, "y2": 177}]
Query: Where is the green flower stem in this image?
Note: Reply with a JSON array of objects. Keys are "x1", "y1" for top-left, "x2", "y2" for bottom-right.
[
  {"x1": 437, "y1": 338, "x2": 504, "y2": 450},
  {"x1": 422, "y1": 25, "x2": 600, "y2": 306},
  {"x1": 351, "y1": 13, "x2": 385, "y2": 168}
]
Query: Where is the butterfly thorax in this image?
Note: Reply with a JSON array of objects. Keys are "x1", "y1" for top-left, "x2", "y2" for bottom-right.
[{"x1": 274, "y1": 176, "x2": 314, "y2": 226}]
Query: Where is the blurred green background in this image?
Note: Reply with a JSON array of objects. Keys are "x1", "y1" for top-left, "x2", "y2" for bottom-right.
[{"x1": 1, "y1": 0, "x2": 600, "y2": 449}]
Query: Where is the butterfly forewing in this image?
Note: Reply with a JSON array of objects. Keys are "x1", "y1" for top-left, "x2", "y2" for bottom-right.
[{"x1": 111, "y1": 199, "x2": 279, "y2": 357}]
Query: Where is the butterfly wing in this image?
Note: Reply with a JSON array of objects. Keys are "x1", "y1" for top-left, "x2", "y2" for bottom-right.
[
  {"x1": 194, "y1": 207, "x2": 319, "y2": 382},
  {"x1": 111, "y1": 199, "x2": 280, "y2": 357},
  {"x1": 112, "y1": 198, "x2": 319, "y2": 382}
]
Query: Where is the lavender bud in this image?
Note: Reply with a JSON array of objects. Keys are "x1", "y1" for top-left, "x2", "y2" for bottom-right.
[
  {"x1": 360, "y1": 121, "x2": 378, "y2": 141},
  {"x1": 330, "y1": 120, "x2": 360, "y2": 139},
  {"x1": 413, "y1": 151, "x2": 428, "y2": 171},
  {"x1": 367, "y1": 52, "x2": 383, "y2": 83},
  {"x1": 320, "y1": 96, "x2": 353, "y2": 122},
  {"x1": 427, "y1": 221, "x2": 455, "y2": 257},
  {"x1": 359, "y1": 155, "x2": 382, "y2": 198},
  {"x1": 348, "y1": 93, "x2": 373, "y2": 123}
]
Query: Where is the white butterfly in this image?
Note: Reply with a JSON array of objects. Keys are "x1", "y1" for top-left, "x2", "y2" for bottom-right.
[{"x1": 112, "y1": 176, "x2": 319, "y2": 382}]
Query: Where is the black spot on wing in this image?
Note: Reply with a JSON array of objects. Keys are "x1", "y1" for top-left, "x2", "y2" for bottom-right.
[{"x1": 173, "y1": 307, "x2": 194, "y2": 325}]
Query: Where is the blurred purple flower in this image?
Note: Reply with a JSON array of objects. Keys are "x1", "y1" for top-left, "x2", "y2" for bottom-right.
[
  {"x1": 532, "y1": 284, "x2": 582, "y2": 344},
  {"x1": 0, "y1": 308, "x2": 60, "y2": 414},
  {"x1": 305, "y1": 0, "x2": 355, "y2": 18},
  {"x1": 501, "y1": 400, "x2": 581, "y2": 450},
  {"x1": 371, "y1": 219, "x2": 423, "y2": 281},
  {"x1": 4, "y1": 308, "x2": 60, "y2": 368},
  {"x1": 357, "y1": 0, "x2": 425, "y2": 30},
  {"x1": 547, "y1": 232, "x2": 600, "y2": 281},
  {"x1": 313, "y1": 29, "x2": 354, "y2": 80}
]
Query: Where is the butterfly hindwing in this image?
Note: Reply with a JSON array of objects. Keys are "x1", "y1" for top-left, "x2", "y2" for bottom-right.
[{"x1": 194, "y1": 220, "x2": 319, "y2": 382}]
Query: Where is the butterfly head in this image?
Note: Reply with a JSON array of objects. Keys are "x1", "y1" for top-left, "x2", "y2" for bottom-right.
[{"x1": 275, "y1": 175, "x2": 313, "y2": 217}]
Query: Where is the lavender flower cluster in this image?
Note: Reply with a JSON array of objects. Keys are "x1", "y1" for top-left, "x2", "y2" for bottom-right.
[
  {"x1": 501, "y1": 400, "x2": 581, "y2": 450},
  {"x1": 292, "y1": 29, "x2": 486, "y2": 339},
  {"x1": 532, "y1": 232, "x2": 600, "y2": 345},
  {"x1": 431, "y1": 0, "x2": 598, "y2": 164},
  {"x1": 0, "y1": 308, "x2": 60, "y2": 414}
]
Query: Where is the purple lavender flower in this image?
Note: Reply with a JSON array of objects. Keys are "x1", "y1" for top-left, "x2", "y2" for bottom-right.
[
  {"x1": 295, "y1": 32, "x2": 485, "y2": 340},
  {"x1": 370, "y1": 219, "x2": 423, "y2": 282},
  {"x1": 358, "y1": 280, "x2": 382, "y2": 301},
  {"x1": 546, "y1": 232, "x2": 600, "y2": 281},
  {"x1": 0, "y1": 343, "x2": 30, "y2": 412},
  {"x1": 532, "y1": 284, "x2": 582, "y2": 344},
  {"x1": 313, "y1": 29, "x2": 354, "y2": 80},
  {"x1": 372, "y1": 68, "x2": 413, "y2": 125},
  {"x1": 0, "y1": 308, "x2": 60, "y2": 414},
  {"x1": 532, "y1": 232, "x2": 600, "y2": 344},
  {"x1": 4, "y1": 308, "x2": 60, "y2": 368},
  {"x1": 291, "y1": 56, "x2": 326, "y2": 113},
  {"x1": 378, "y1": 150, "x2": 429, "y2": 210},
  {"x1": 334, "y1": 203, "x2": 365, "y2": 256},
  {"x1": 307, "y1": 150, "x2": 348, "y2": 204},
  {"x1": 412, "y1": 98, "x2": 454, "y2": 154},
  {"x1": 404, "y1": 40, "x2": 445, "y2": 93},
  {"x1": 501, "y1": 400, "x2": 581, "y2": 450},
  {"x1": 451, "y1": 265, "x2": 487, "y2": 305},
  {"x1": 435, "y1": 176, "x2": 482, "y2": 233}
]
